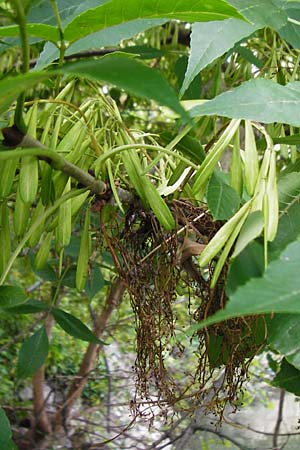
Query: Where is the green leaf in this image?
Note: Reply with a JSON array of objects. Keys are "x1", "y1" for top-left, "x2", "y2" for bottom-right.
[
  {"x1": 181, "y1": 0, "x2": 289, "y2": 94},
  {"x1": 0, "y1": 0, "x2": 94, "y2": 53},
  {"x1": 0, "y1": 24, "x2": 59, "y2": 42},
  {"x1": 233, "y1": 44, "x2": 263, "y2": 69},
  {"x1": 52, "y1": 308, "x2": 107, "y2": 344},
  {"x1": 64, "y1": 0, "x2": 246, "y2": 43},
  {"x1": 62, "y1": 267, "x2": 77, "y2": 289},
  {"x1": 35, "y1": 19, "x2": 167, "y2": 69},
  {"x1": 0, "y1": 71, "x2": 49, "y2": 116},
  {"x1": 208, "y1": 316, "x2": 265, "y2": 368},
  {"x1": 272, "y1": 358, "x2": 300, "y2": 396},
  {"x1": 207, "y1": 171, "x2": 240, "y2": 220},
  {"x1": 5, "y1": 299, "x2": 49, "y2": 315},
  {"x1": 67, "y1": 19, "x2": 166, "y2": 53},
  {"x1": 121, "y1": 148, "x2": 175, "y2": 229},
  {"x1": 228, "y1": 0, "x2": 288, "y2": 29},
  {"x1": 277, "y1": 171, "x2": 300, "y2": 210},
  {"x1": 226, "y1": 241, "x2": 264, "y2": 296},
  {"x1": 267, "y1": 315, "x2": 300, "y2": 370},
  {"x1": 188, "y1": 240, "x2": 300, "y2": 332},
  {"x1": 160, "y1": 132, "x2": 206, "y2": 165},
  {"x1": 278, "y1": 2, "x2": 300, "y2": 48},
  {"x1": 27, "y1": 0, "x2": 107, "y2": 26},
  {"x1": 190, "y1": 79, "x2": 300, "y2": 126},
  {"x1": 33, "y1": 263, "x2": 57, "y2": 282},
  {"x1": 269, "y1": 172, "x2": 300, "y2": 259},
  {"x1": 207, "y1": 334, "x2": 229, "y2": 368},
  {"x1": 0, "y1": 408, "x2": 11, "y2": 444},
  {"x1": 0, "y1": 54, "x2": 188, "y2": 120},
  {"x1": 62, "y1": 55, "x2": 189, "y2": 121},
  {"x1": 273, "y1": 133, "x2": 300, "y2": 145},
  {"x1": 175, "y1": 55, "x2": 202, "y2": 100},
  {"x1": 0, "y1": 285, "x2": 27, "y2": 308},
  {"x1": 232, "y1": 210, "x2": 264, "y2": 258},
  {"x1": 143, "y1": 180, "x2": 175, "y2": 230},
  {"x1": 0, "y1": 408, "x2": 16, "y2": 450},
  {"x1": 85, "y1": 265, "x2": 107, "y2": 300},
  {"x1": 17, "y1": 326, "x2": 49, "y2": 379},
  {"x1": 181, "y1": 19, "x2": 256, "y2": 95}
]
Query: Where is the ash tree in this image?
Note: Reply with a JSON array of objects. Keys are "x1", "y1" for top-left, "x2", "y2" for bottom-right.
[{"x1": 0, "y1": 0, "x2": 300, "y2": 448}]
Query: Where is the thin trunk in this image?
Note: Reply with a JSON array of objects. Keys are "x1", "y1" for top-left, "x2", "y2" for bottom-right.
[
  {"x1": 32, "y1": 314, "x2": 54, "y2": 434},
  {"x1": 53, "y1": 278, "x2": 126, "y2": 427},
  {"x1": 273, "y1": 389, "x2": 285, "y2": 450}
]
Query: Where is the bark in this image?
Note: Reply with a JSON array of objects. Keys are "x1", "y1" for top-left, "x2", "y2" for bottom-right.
[
  {"x1": 53, "y1": 278, "x2": 126, "y2": 427},
  {"x1": 273, "y1": 389, "x2": 285, "y2": 450},
  {"x1": 32, "y1": 314, "x2": 54, "y2": 435}
]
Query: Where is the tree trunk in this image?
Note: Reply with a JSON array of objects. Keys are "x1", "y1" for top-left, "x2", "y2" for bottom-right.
[
  {"x1": 32, "y1": 314, "x2": 54, "y2": 435},
  {"x1": 53, "y1": 278, "x2": 126, "y2": 428}
]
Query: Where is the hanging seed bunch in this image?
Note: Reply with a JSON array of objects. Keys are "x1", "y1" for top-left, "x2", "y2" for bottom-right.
[
  {"x1": 107, "y1": 198, "x2": 265, "y2": 416},
  {"x1": 115, "y1": 204, "x2": 180, "y2": 401},
  {"x1": 97, "y1": 118, "x2": 270, "y2": 416}
]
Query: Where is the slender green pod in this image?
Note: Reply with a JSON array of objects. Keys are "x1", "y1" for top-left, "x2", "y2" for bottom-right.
[
  {"x1": 199, "y1": 200, "x2": 252, "y2": 267},
  {"x1": 121, "y1": 149, "x2": 149, "y2": 206},
  {"x1": 122, "y1": 149, "x2": 175, "y2": 230},
  {"x1": 251, "y1": 125, "x2": 273, "y2": 213},
  {"x1": 76, "y1": 207, "x2": 91, "y2": 291},
  {"x1": 50, "y1": 107, "x2": 63, "y2": 150},
  {"x1": 19, "y1": 103, "x2": 39, "y2": 203},
  {"x1": 71, "y1": 191, "x2": 90, "y2": 218},
  {"x1": 230, "y1": 129, "x2": 243, "y2": 196},
  {"x1": 265, "y1": 150, "x2": 278, "y2": 241},
  {"x1": 192, "y1": 119, "x2": 241, "y2": 197},
  {"x1": 47, "y1": 190, "x2": 89, "y2": 232},
  {"x1": 210, "y1": 213, "x2": 249, "y2": 288},
  {"x1": 0, "y1": 202, "x2": 11, "y2": 275},
  {"x1": 27, "y1": 200, "x2": 45, "y2": 248},
  {"x1": 57, "y1": 118, "x2": 86, "y2": 156},
  {"x1": 244, "y1": 120, "x2": 259, "y2": 196},
  {"x1": 14, "y1": 186, "x2": 31, "y2": 237},
  {"x1": 0, "y1": 159, "x2": 18, "y2": 198},
  {"x1": 19, "y1": 155, "x2": 39, "y2": 203},
  {"x1": 34, "y1": 231, "x2": 53, "y2": 270},
  {"x1": 41, "y1": 165, "x2": 55, "y2": 206},
  {"x1": 55, "y1": 179, "x2": 72, "y2": 251}
]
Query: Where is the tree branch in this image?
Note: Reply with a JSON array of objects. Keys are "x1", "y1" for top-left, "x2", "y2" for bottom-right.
[
  {"x1": 12, "y1": 0, "x2": 29, "y2": 131},
  {"x1": 273, "y1": 389, "x2": 285, "y2": 450},
  {"x1": 32, "y1": 315, "x2": 55, "y2": 435},
  {"x1": 53, "y1": 278, "x2": 126, "y2": 428},
  {"x1": 1, "y1": 128, "x2": 107, "y2": 195}
]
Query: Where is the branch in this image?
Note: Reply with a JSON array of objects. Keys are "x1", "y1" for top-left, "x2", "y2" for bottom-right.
[
  {"x1": 191, "y1": 425, "x2": 247, "y2": 450},
  {"x1": 103, "y1": 352, "x2": 112, "y2": 434},
  {"x1": 12, "y1": 0, "x2": 29, "y2": 131},
  {"x1": 273, "y1": 389, "x2": 285, "y2": 450},
  {"x1": 26, "y1": 27, "x2": 191, "y2": 68},
  {"x1": 1, "y1": 127, "x2": 107, "y2": 195},
  {"x1": 53, "y1": 278, "x2": 126, "y2": 428},
  {"x1": 32, "y1": 315, "x2": 55, "y2": 435}
]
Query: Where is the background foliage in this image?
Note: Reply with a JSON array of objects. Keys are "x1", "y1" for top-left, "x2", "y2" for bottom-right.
[{"x1": 1, "y1": 0, "x2": 300, "y2": 449}]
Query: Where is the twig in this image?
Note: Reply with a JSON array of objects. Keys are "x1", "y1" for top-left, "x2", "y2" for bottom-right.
[
  {"x1": 26, "y1": 281, "x2": 42, "y2": 293},
  {"x1": 146, "y1": 413, "x2": 188, "y2": 450},
  {"x1": 53, "y1": 278, "x2": 126, "y2": 426},
  {"x1": 12, "y1": 0, "x2": 29, "y2": 131},
  {"x1": 87, "y1": 417, "x2": 137, "y2": 449},
  {"x1": 273, "y1": 389, "x2": 285, "y2": 450},
  {"x1": 103, "y1": 352, "x2": 112, "y2": 434},
  {"x1": 228, "y1": 419, "x2": 300, "y2": 438},
  {"x1": 0, "y1": 131, "x2": 106, "y2": 195},
  {"x1": 191, "y1": 425, "x2": 247, "y2": 450},
  {"x1": 0, "y1": 319, "x2": 41, "y2": 352},
  {"x1": 139, "y1": 212, "x2": 205, "y2": 264}
]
